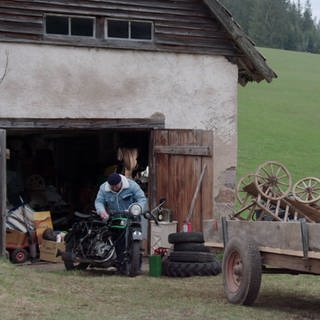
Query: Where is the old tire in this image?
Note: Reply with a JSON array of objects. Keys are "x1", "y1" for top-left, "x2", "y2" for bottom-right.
[
  {"x1": 163, "y1": 260, "x2": 221, "y2": 277},
  {"x1": 168, "y1": 232, "x2": 204, "y2": 244},
  {"x1": 169, "y1": 251, "x2": 215, "y2": 263},
  {"x1": 10, "y1": 248, "x2": 29, "y2": 264},
  {"x1": 174, "y1": 243, "x2": 211, "y2": 252},
  {"x1": 223, "y1": 237, "x2": 261, "y2": 306}
]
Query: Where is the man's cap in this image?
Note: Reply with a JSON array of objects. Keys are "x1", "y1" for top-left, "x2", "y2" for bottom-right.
[{"x1": 107, "y1": 173, "x2": 121, "y2": 186}]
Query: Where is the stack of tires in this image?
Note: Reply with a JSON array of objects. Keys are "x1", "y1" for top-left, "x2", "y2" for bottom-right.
[{"x1": 163, "y1": 232, "x2": 221, "y2": 277}]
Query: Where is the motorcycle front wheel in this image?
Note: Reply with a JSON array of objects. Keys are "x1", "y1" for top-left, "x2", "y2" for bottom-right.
[
  {"x1": 126, "y1": 241, "x2": 141, "y2": 277},
  {"x1": 64, "y1": 238, "x2": 90, "y2": 271}
]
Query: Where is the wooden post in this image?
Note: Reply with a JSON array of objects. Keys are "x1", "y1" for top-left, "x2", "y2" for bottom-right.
[{"x1": 0, "y1": 129, "x2": 6, "y2": 256}]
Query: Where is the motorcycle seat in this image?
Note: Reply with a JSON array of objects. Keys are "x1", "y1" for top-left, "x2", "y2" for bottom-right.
[{"x1": 74, "y1": 211, "x2": 93, "y2": 219}]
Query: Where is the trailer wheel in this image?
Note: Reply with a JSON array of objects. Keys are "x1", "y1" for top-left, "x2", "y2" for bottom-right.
[{"x1": 223, "y1": 237, "x2": 261, "y2": 306}]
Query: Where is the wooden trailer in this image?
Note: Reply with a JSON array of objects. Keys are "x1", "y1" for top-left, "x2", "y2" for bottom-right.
[{"x1": 208, "y1": 161, "x2": 320, "y2": 305}]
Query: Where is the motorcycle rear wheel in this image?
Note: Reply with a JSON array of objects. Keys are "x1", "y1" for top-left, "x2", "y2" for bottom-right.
[
  {"x1": 65, "y1": 260, "x2": 89, "y2": 271},
  {"x1": 64, "y1": 238, "x2": 90, "y2": 271}
]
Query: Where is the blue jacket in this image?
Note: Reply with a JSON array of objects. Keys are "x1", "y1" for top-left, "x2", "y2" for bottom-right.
[{"x1": 94, "y1": 174, "x2": 147, "y2": 216}]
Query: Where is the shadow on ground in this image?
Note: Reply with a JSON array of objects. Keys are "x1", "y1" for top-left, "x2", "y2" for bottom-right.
[{"x1": 256, "y1": 289, "x2": 320, "y2": 318}]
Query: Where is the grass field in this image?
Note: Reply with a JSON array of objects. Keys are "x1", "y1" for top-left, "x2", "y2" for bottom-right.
[
  {"x1": 2, "y1": 258, "x2": 320, "y2": 320},
  {"x1": 237, "y1": 48, "x2": 320, "y2": 183}
]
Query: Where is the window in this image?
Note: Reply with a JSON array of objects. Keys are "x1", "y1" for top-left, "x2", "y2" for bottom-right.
[
  {"x1": 71, "y1": 17, "x2": 94, "y2": 37},
  {"x1": 106, "y1": 19, "x2": 153, "y2": 40},
  {"x1": 45, "y1": 14, "x2": 95, "y2": 37},
  {"x1": 107, "y1": 20, "x2": 129, "y2": 38},
  {"x1": 131, "y1": 21, "x2": 152, "y2": 40},
  {"x1": 46, "y1": 16, "x2": 68, "y2": 35}
]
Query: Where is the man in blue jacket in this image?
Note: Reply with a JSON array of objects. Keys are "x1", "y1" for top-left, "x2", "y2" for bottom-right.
[
  {"x1": 94, "y1": 172, "x2": 147, "y2": 273},
  {"x1": 95, "y1": 172, "x2": 147, "y2": 220}
]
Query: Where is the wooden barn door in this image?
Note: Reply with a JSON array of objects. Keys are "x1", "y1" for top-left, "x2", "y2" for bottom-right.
[{"x1": 150, "y1": 129, "x2": 213, "y2": 232}]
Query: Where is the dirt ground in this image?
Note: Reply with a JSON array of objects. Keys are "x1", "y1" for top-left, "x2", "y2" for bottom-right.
[{"x1": 17, "y1": 256, "x2": 151, "y2": 273}]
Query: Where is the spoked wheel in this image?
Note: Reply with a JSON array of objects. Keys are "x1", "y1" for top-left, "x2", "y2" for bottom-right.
[
  {"x1": 236, "y1": 173, "x2": 256, "y2": 205},
  {"x1": 292, "y1": 177, "x2": 320, "y2": 204},
  {"x1": 232, "y1": 174, "x2": 257, "y2": 221},
  {"x1": 223, "y1": 237, "x2": 261, "y2": 305},
  {"x1": 255, "y1": 161, "x2": 292, "y2": 200},
  {"x1": 125, "y1": 241, "x2": 141, "y2": 277}
]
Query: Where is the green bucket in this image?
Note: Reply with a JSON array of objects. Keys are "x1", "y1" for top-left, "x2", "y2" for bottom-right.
[{"x1": 149, "y1": 255, "x2": 162, "y2": 277}]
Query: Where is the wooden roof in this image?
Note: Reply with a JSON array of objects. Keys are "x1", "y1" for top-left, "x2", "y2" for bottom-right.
[
  {"x1": 0, "y1": 0, "x2": 276, "y2": 85},
  {"x1": 203, "y1": 0, "x2": 277, "y2": 85}
]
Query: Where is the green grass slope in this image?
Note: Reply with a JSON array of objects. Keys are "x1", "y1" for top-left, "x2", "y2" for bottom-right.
[{"x1": 238, "y1": 47, "x2": 320, "y2": 183}]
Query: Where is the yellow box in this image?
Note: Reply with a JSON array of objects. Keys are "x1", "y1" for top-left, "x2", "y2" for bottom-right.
[
  {"x1": 40, "y1": 239, "x2": 65, "y2": 263},
  {"x1": 33, "y1": 211, "x2": 53, "y2": 245}
]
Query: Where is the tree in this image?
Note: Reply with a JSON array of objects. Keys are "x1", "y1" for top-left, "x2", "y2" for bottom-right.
[
  {"x1": 220, "y1": 0, "x2": 254, "y2": 33},
  {"x1": 301, "y1": 0, "x2": 319, "y2": 52},
  {"x1": 220, "y1": 0, "x2": 320, "y2": 53},
  {"x1": 249, "y1": 0, "x2": 290, "y2": 49}
]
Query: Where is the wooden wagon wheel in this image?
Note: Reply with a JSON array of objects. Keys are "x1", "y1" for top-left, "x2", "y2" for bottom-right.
[
  {"x1": 292, "y1": 177, "x2": 320, "y2": 204},
  {"x1": 236, "y1": 173, "x2": 255, "y2": 205},
  {"x1": 254, "y1": 161, "x2": 292, "y2": 200}
]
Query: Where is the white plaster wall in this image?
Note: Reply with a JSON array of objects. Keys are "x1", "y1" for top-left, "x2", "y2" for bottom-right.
[{"x1": 0, "y1": 43, "x2": 238, "y2": 219}]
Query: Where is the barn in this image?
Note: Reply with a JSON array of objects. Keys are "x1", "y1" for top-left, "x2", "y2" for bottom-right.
[{"x1": 0, "y1": 0, "x2": 276, "y2": 255}]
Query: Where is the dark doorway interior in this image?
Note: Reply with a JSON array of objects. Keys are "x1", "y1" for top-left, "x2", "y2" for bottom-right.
[{"x1": 6, "y1": 128, "x2": 150, "y2": 230}]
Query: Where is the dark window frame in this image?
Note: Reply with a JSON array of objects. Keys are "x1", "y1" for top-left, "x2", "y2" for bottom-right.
[
  {"x1": 44, "y1": 14, "x2": 96, "y2": 38},
  {"x1": 105, "y1": 19, "x2": 153, "y2": 41}
]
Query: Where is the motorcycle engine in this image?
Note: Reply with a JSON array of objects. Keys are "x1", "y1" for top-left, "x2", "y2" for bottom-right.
[
  {"x1": 73, "y1": 221, "x2": 115, "y2": 262},
  {"x1": 93, "y1": 240, "x2": 113, "y2": 258}
]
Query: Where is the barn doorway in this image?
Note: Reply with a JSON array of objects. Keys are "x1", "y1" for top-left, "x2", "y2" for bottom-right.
[
  {"x1": 0, "y1": 119, "x2": 214, "y2": 258},
  {"x1": 6, "y1": 127, "x2": 151, "y2": 231}
]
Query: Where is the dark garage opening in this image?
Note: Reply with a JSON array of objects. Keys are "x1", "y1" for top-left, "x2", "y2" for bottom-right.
[{"x1": 6, "y1": 128, "x2": 150, "y2": 231}]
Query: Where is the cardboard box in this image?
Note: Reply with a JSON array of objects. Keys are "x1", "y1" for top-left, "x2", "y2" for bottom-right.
[
  {"x1": 33, "y1": 211, "x2": 53, "y2": 245},
  {"x1": 40, "y1": 239, "x2": 65, "y2": 263}
]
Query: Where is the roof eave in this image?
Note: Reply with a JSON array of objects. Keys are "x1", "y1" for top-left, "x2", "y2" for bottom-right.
[{"x1": 203, "y1": 0, "x2": 277, "y2": 85}]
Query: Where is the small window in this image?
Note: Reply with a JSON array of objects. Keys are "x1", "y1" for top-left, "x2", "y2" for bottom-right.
[
  {"x1": 46, "y1": 16, "x2": 68, "y2": 35},
  {"x1": 107, "y1": 20, "x2": 129, "y2": 38},
  {"x1": 131, "y1": 21, "x2": 152, "y2": 40},
  {"x1": 71, "y1": 17, "x2": 94, "y2": 37},
  {"x1": 45, "y1": 14, "x2": 95, "y2": 37},
  {"x1": 106, "y1": 19, "x2": 153, "y2": 41}
]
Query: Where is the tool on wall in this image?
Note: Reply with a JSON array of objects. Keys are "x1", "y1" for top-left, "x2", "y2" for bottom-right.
[{"x1": 183, "y1": 164, "x2": 207, "y2": 232}]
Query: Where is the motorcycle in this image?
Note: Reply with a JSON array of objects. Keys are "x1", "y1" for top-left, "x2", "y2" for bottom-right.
[{"x1": 58, "y1": 202, "x2": 162, "y2": 277}]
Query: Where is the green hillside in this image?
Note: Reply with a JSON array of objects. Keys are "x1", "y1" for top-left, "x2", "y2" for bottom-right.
[{"x1": 237, "y1": 47, "x2": 320, "y2": 183}]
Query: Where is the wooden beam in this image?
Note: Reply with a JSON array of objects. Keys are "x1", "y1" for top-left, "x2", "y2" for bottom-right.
[
  {"x1": 0, "y1": 117, "x2": 164, "y2": 129},
  {"x1": 262, "y1": 252, "x2": 320, "y2": 274},
  {"x1": 154, "y1": 145, "x2": 212, "y2": 156}
]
